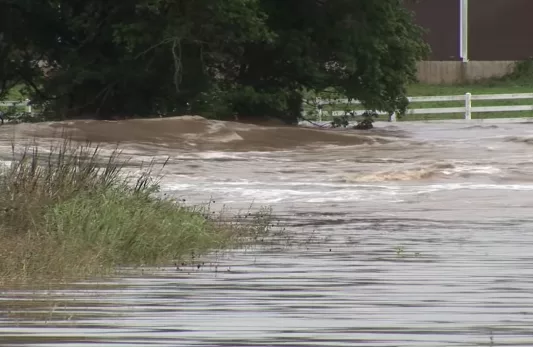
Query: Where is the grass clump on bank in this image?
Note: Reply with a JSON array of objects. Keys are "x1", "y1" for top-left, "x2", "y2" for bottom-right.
[{"x1": 0, "y1": 140, "x2": 273, "y2": 285}]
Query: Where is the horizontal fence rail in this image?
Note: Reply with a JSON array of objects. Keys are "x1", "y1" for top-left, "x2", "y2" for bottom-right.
[
  {"x1": 309, "y1": 92, "x2": 533, "y2": 122},
  {"x1": 0, "y1": 99, "x2": 32, "y2": 114}
]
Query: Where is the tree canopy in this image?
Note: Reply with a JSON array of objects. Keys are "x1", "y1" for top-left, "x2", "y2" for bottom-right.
[{"x1": 0, "y1": 0, "x2": 429, "y2": 123}]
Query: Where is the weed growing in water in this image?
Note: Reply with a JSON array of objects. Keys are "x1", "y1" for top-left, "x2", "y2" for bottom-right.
[{"x1": 0, "y1": 139, "x2": 276, "y2": 286}]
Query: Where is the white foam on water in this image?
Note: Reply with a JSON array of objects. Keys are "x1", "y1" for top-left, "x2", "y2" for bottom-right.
[
  {"x1": 195, "y1": 151, "x2": 247, "y2": 160},
  {"x1": 160, "y1": 163, "x2": 533, "y2": 205},
  {"x1": 443, "y1": 165, "x2": 502, "y2": 175},
  {"x1": 164, "y1": 182, "x2": 406, "y2": 205}
]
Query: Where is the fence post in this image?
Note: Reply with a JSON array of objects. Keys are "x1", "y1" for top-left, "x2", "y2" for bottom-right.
[
  {"x1": 25, "y1": 99, "x2": 32, "y2": 114},
  {"x1": 316, "y1": 97, "x2": 322, "y2": 122},
  {"x1": 464, "y1": 92, "x2": 472, "y2": 120}
]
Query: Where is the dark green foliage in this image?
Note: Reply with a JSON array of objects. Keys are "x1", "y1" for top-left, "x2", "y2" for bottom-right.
[
  {"x1": 498, "y1": 58, "x2": 533, "y2": 84},
  {"x1": 0, "y1": 0, "x2": 429, "y2": 123}
]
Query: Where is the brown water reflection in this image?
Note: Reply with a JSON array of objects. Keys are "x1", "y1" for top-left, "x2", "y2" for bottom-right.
[{"x1": 2, "y1": 119, "x2": 533, "y2": 346}]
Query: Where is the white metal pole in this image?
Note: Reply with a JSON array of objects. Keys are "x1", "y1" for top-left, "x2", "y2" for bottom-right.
[{"x1": 460, "y1": 0, "x2": 469, "y2": 62}]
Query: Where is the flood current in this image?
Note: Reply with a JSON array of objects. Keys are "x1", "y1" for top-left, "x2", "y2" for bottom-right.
[{"x1": 2, "y1": 118, "x2": 533, "y2": 346}]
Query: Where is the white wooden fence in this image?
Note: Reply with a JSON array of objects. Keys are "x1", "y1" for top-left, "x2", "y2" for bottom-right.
[
  {"x1": 3, "y1": 94, "x2": 533, "y2": 122},
  {"x1": 313, "y1": 92, "x2": 533, "y2": 122},
  {"x1": 0, "y1": 99, "x2": 32, "y2": 114}
]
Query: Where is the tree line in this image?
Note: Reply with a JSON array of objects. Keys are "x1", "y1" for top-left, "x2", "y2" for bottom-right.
[{"x1": 0, "y1": 0, "x2": 429, "y2": 123}]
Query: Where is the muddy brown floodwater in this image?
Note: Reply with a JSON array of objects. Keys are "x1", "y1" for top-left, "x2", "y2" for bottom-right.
[{"x1": 2, "y1": 117, "x2": 533, "y2": 346}]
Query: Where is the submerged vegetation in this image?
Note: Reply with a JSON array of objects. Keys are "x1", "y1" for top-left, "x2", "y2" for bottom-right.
[{"x1": 0, "y1": 140, "x2": 274, "y2": 285}]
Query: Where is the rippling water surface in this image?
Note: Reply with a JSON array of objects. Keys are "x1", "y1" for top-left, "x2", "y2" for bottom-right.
[{"x1": 2, "y1": 119, "x2": 533, "y2": 346}]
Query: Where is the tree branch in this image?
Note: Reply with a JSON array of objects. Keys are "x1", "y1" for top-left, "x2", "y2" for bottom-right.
[{"x1": 171, "y1": 38, "x2": 183, "y2": 93}]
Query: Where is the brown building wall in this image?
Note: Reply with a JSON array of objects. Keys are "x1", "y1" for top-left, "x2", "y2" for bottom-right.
[
  {"x1": 406, "y1": 0, "x2": 460, "y2": 61},
  {"x1": 408, "y1": 0, "x2": 533, "y2": 61},
  {"x1": 469, "y1": 0, "x2": 533, "y2": 60}
]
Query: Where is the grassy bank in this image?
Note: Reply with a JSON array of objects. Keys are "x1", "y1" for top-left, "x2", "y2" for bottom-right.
[
  {"x1": 403, "y1": 82, "x2": 533, "y2": 121},
  {"x1": 0, "y1": 140, "x2": 273, "y2": 286},
  {"x1": 0, "y1": 85, "x2": 36, "y2": 124}
]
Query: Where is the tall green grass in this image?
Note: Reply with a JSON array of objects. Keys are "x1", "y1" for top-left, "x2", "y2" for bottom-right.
[{"x1": 0, "y1": 139, "x2": 273, "y2": 285}]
